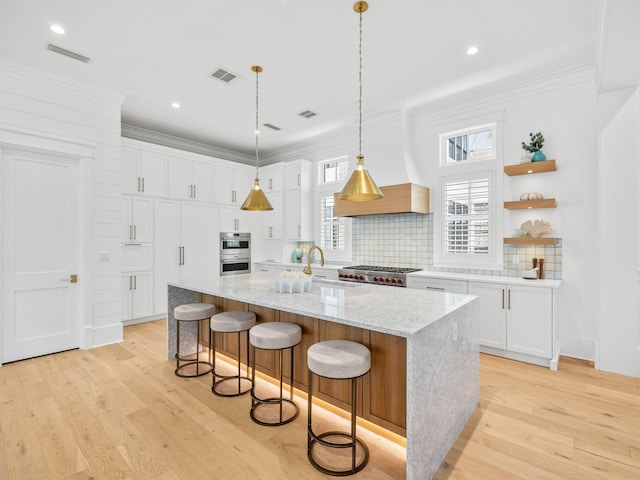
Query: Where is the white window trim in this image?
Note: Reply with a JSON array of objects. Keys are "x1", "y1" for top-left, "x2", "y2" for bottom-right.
[
  {"x1": 434, "y1": 170, "x2": 502, "y2": 269},
  {"x1": 316, "y1": 156, "x2": 352, "y2": 262},
  {"x1": 439, "y1": 122, "x2": 497, "y2": 167},
  {"x1": 433, "y1": 116, "x2": 504, "y2": 270}
]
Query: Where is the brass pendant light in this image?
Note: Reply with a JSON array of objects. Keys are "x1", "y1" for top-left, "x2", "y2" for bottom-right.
[
  {"x1": 338, "y1": 1, "x2": 383, "y2": 201},
  {"x1": 241, "y1": 65, "x2": 273, "y2": 211}
]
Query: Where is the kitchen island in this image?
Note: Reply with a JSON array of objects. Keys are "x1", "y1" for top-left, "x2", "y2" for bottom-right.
[{"x1": 167, "y1": 274, "x2": 478, "y2": 480}]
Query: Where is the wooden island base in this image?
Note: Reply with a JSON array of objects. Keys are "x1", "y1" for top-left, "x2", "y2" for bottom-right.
[{"x1": 167, "y1": 278, "x2": 478, "y2": 479}]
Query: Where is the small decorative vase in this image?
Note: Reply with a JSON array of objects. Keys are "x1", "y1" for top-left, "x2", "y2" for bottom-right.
[{"x1": 531, "y1": 150, "x2": 546, "y2": 162}]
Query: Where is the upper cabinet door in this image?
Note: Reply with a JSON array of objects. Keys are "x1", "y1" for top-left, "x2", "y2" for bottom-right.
[
  {"x1": 191, "y1": 161, "x2": 214, "y2": 202},
  {"x1": 215, "y1": 165, "x2": 235, "y2": 205},
  {"x1": 234, "y1": 169, "x2": 254, "y2": 204},
  {"x1": 121, "y1": 148, "x2": 141, "y2": 195},
  {"x1": 261, "y1": 164, "x2": 284, "y2": 192},
  {"x1": 167, "y1": 156, "x2": 192, "y2": 200},
  {"x1": 138, "y1": 151, "x2": 167, "y2": 197}
]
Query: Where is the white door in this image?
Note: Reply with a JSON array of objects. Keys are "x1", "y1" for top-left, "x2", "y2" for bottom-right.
[
  {"x1": 153, "y1": 199, "x2": 181, "y2": 314},
  {"x1": 2, "y1": 150, "x2": 80, "y2": 363}
]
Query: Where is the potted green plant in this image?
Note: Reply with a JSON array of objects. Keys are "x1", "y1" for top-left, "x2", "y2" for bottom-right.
[{"x1": 521, "y1": 132, "x2": 546, "y2": 162}]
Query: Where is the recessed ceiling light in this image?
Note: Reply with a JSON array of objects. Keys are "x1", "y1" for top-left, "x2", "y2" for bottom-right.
[
  {"x1": 50, "y1": 25, "x2": 65, "y2": 35},
  {"x1": 254, "y1": 129, "x2": 261, "y2": 135},
  {"x1": 171, "y1": 102, "x2": 181, "y2": 109},
  {"x1": 466, "y1": 46, "x2": 479, "y2": 55}
]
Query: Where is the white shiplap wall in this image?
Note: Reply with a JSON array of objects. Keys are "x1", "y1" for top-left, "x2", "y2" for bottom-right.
[{"x1": 0, "y1": 52, "x2": 125, "y2": 351}]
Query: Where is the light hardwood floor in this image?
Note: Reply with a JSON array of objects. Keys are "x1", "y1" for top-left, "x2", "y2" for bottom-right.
[{"x1": 0, "y1": 320, "x2": 638, "y2": 479}]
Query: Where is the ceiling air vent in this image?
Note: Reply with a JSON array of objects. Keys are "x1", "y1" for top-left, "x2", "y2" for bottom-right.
[
  {"x1": 299, "y1": 110, "x2": 317, "y2": 119},
  {"x1": 211, "y1": 67, "x2": 237, "y2": 83},
  {"x1": 263, "y1": 123, "x2": 282, "y2": 131},
  {"x1": 46, "y1": 43, "x2": 90, "y2": 63}
]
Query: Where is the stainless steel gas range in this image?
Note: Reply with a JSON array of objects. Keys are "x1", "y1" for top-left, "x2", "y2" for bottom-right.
[{"x1": 337, "y1": 265, "x2": 422, "y2": 287}]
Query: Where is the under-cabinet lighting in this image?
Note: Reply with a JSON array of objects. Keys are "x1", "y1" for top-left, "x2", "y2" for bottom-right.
[{"x1": 527, "y1": 169, "x2": 533, "y2": 173}]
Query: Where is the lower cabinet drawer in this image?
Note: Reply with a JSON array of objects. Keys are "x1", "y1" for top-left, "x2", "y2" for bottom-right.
[{"x1": 406, "y1": 277, "x2": 468, "y2": 294}]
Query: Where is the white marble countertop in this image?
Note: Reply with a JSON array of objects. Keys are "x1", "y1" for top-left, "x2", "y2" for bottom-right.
[
  {"x1": 253, "y1": 261, "x2": 561, "y2": 287},
  {"x1": 169, "y1": 273, "x2": 476, "y2": 338},
  {"x1": 407, "y1": 270, "x2": 562, "y2": 288}
]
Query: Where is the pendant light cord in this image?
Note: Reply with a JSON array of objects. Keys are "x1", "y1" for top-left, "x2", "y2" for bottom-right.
[
  {"x1": 255, "y1": 68, "x2": 260, "y2": 179},
  {"x1": 358, "y1": 5, "x2": 363, "y2": 157}
]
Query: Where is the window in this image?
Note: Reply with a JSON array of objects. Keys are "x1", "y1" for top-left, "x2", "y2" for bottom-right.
[
  {"x1": 444, "y1": 178, "x2": 489, "y2": 255},
  {"x1": 317, "y1": 157, "x2": 350, "y2": 258},
  {"x1": 319, "y1": 195, "x2": 345, "y2": 251},
  {"x1": 441, "y1": 124, "x2": 495, "y2": 165},
  {"x1": 434, "y1": 119, "x2": 502, "y2": 269}
]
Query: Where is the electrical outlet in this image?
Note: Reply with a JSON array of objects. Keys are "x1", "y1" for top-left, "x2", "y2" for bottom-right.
[
  {"x1": 99, "y1": 251, "x2": 111, "y2": 262},
  {"x1": 511, "y1": 255, "x2": 520, "y2": 264}
]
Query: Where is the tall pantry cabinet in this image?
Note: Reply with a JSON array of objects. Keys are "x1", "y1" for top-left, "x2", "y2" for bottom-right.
[{"x1": 120, "y1": 138, "x2": 253, "y2": 324}]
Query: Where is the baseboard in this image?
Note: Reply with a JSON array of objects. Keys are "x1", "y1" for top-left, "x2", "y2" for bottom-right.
[
  {"x1": 122, "y1": 314, "x2": 166, "y2": 327},
  {"x1": 86, "y1": 322, "x2": 123, "y2": 349}
]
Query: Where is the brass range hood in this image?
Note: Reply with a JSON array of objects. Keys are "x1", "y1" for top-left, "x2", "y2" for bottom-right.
[{"x1": 334, "y1": 183, "x2": 430, "y2": 217}]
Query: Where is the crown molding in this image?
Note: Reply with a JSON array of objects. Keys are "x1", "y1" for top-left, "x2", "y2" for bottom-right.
[
  {"x1": 411, "y1": 65, "x2": 596, "y2": 125},
  {"x1": 121, "y1": 124, "x2": 256, "y2": 165},
  {"x1": 0, "y1": 50, "x2": 127, "y2": 106}
]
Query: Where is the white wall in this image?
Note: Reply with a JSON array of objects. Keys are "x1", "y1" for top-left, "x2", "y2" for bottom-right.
[
  {"x1": 597, "y1": 88, "x2": 640, "y2": 376},
  {"x1": 0, "y1": 52, "x2": 125, "y2": 350}
]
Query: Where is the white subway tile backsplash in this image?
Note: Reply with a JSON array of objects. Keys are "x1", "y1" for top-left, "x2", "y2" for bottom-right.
[{"x1": 353, "y1": 213, "x2": 562, "y2": 279}]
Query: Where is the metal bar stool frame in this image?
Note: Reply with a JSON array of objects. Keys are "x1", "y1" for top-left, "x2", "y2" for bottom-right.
[
  {"x1": 174, "y1": 317, "x2": 213, "y2": 378},
  {"x1": 211, "y1": 328, "x2": 253, "y2": 397},
  {"x1": 307, "y1": 368, "x2": 370, "y2": 476},
  {"x1": 249, "y1": 335, "x2": 301, "y2": 427}
]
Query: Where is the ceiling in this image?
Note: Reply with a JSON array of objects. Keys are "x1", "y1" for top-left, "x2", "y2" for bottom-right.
[{"x1": 0, "y1": 0, "x2": 606, "y2": 157}]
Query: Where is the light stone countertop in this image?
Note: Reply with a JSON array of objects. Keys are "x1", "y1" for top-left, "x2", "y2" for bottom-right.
[
  {"x1": 253, "y1": 261, "x2": 561, "y2": 287},
  {"x1": 169, "y1": 273, "x2": 476, "y2": 338}
]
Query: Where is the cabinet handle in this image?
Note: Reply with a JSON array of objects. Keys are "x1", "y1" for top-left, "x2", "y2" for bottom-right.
[
  {"x1": 129, "y1": 275, "x2": 133, "y2": 290},
  {"x1": 232, "y1": 190, "x2": 236, "y2": 203},
  {"x1": 260, "y1": 269, "x2": 269, "y2": 272},
  {"x1": 133, "y1": 275, "x2": 137, "y2": 290},
  {"x1": 508, "y1": 289, "x2": 511, "y2": 310},
  {"x1": 315, "y1": 274, "x2": 327, "y2": 278},
  {"x1": 269, "y1": 226, "x2": 273, "y2": 238},
  {"x1": 269, "y1": 178, "x2": 272, "y2": 190},
  {"x1": 137, "y1": 177, "x2": 141, "y2": 192},
  {"x1": 297, "y1": 173, "x2": 301, "y2": 186},
  {"x1": 298, "y1": 225, "x2": 301, "y2": 238},
  {"x1": 142, "y1": 177, "x2": 145, "y2": 192},
  {"x1": 193, "y1": 184, "x2": 196, "y2": 198},
  {"x1": 502, "y1": 289, "x2": 505, "y2": 309},
  {"x1": 129, "y1": 225, "x2": 133, "y2": 240},
  {"x1": 133, "y1": 225, "x2": 137, "y2": 240},
  {"x1": 427, "y1": 286, "x2": 445, "y2": 291}
]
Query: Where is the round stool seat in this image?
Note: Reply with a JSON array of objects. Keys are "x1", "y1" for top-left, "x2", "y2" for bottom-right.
[
  {"x1": 250, "y1": 322, "x2": 302, "y2": 350},
  {"x1": 210, "y1": 311, "x2": 256, "y2": 332},
  {"x1": 174, "y1": 303, "x2": 216, "y2": 321},
  {"x1": 307, "y1": 340, "x2": 371, "y2": 379}
]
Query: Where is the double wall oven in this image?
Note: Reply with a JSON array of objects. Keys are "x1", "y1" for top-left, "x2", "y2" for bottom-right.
[{"x1": 220, "y1": 232, "x2": 251, "y2": 276}]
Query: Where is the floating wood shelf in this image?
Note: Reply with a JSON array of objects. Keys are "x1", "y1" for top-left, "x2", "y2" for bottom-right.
[
  {"x1": 504, "y1": 159, "x2": 556, "y2": 176},
  {"x1": 504, "y1": 237, "x2": 558, "y2": 245},
  {"x1": 504, "y1": 198, "x2": 557, "y2": 210}
]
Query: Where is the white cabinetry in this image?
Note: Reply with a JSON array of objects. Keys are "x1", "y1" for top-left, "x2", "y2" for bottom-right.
[
  {"x1": 215, "y1": 164, "x2": 253, "y2": 205},
  {"x1": 122, "y1": 271, "x2": 154, "y2": 321},
  {"x1": 406, "y1": 276, "x2": 468, "y2": 294},
  {"x1": 121, "y1": 195, "x2": 153, "y2": 243},
  {"x1": 121, "y1": 147, "x2": 167, "y2": 196},
  {"x1": 285, "y1": 160, "x2": 312, "y2": 241},
  {"x1": 167, "y1": 156, "x2": 214, "y2": 202},
  {"x1": 154, "y1": 199, "x2": 219, "y2": 313},
  {"x1": 261, "y1": 164, "x2": 284, "y2": 192},
  {"x1": 468, "y1": 281, "x2": 556, "y2": 368},
  {"x1": 262, "y1": 191, "x2": 283, "y2": 239},
  {"x1": 216, "y1": 164, "x2": 254, "y2": 232}
]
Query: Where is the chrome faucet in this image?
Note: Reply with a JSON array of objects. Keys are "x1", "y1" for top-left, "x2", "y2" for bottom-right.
[{"x1": 303, "y1": 246, "x2": 324, "y2": 275}]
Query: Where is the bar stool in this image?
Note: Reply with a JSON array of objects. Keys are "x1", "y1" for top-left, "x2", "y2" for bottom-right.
[
  {"x1": 249, "y1": 322, "x2": 302, "y2": 426},
  {"x1": 307, "y1": 340, "x2": 371, "y2": 476},
  {"x1": 210, "y1": 311, "x2": 256, "y2": 397},
  {"x1": 173, "y1": 303, "x2": 216, "y2": 378}
]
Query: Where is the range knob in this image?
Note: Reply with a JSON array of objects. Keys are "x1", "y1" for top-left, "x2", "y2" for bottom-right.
[
  {"x1": 397, "y1": 278, "x2": 403, "y2": 285},
  {"x1": 391, "y1": 278, "x2": 397, "y2": 284},
  {"x1": 373, "y1": 277, "x2": 378, "y2": 282},
  {"x1": 338, "y1": 273, "x2": 344, "y2": 278},
  {"x1": 385, "y1": 278, "x2": 390, "y2": 283},
  {"x1": 358, "y1": 275, "x2": 364, "y2": 280}
]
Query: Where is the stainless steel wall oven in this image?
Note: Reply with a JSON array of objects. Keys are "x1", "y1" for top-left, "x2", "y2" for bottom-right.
[{"x1": 220, "y1": 232, "x2": 251, "y2": 276}]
